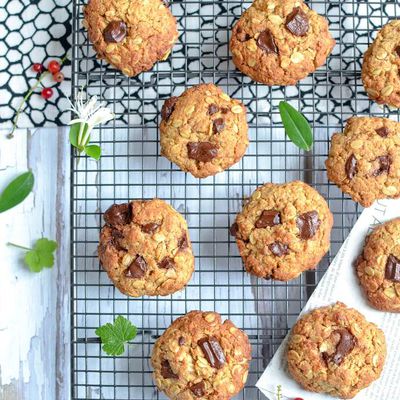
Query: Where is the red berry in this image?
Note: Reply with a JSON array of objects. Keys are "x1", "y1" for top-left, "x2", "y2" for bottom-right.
[
  {"x1": 41, "y1": 87, "x2": 54, "y2": 100},
  {"x1": 53, "y1": 72, "x2": 64, "y2": 83},
  {"x1": 48, "y1": 60, "x2": 61, "y2": 74},
  {"x1": 294, "y1": 398, "x2": 304, "y2": 400},
  {"x1": 32, "y1": 63, "x2": 44, "y2": 73}
]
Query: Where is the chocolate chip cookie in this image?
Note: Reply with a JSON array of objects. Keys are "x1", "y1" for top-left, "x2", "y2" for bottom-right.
[
  {"x1": 362, "y1": 20, "x2": 400, "y2": 108},
  {"x1": 356, "y1": 218, "x2": 400, "y2": 312},
  {"x1": 98, "y1": 199, "x2": 194, "y2": 297},
  {"x1": 231, "y1": 181, "x2": 333, "y2": 281},
  {"x1": 326, "y1": 117, "x2": 400, "y2": 207},
  {"x1": 84, "y1": 0, "x2": 178, "y2": 77},
  {"x1": 230, "y1": 0, "x2": 335, "y2": 86},
  {"x1": 151, "y1": 311, "x2": 251, "y2": 399},
  {"x1": 287, "y1": 302, "x2": 386, "y2": 399},
  {"x1": 160, "y1": 83, "x2": 249, "y2": 178}
]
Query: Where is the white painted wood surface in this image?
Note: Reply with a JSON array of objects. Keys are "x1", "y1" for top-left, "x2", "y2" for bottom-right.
[{"x1": 0, "y1": 128, "x2": 70, "y2": 400}]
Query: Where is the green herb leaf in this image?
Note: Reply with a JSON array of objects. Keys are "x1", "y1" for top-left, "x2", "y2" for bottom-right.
[
  {"x1": 0, "y1": 171, "x2": 34, "y2": 213},
  {"x1": 278, "y1": 101, "x2": 313, "y2": 151},
  {"x1": 84, "y1": 144, "x2": 101, "y2": 160},
  {"x1": 69, "y1": 122, "x2": 89, "y2": 151},
  {"x1": 24, "y1": 238, "x2": 58, "y2": 272},
  {"x1": 95, "y1": 316, "x2": 137, "y2": 356}
]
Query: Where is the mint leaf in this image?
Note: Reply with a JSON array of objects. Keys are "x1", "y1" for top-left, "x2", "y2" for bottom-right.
[
  {"x1": 95, "y1": 316, "x2": 137, "y2": 356},
  {"x1": 278, "y1": 101, "x2": 313, "y2": 151},
  {"x1": 84, "y1": 144, "x2": 101, "y2": 160},
  {"x1": 0, "y1": 171, "x2": 34, "y2": 213},
  {"x1": 24, "y1": 238, "x2": 58, "y2": 272},
  {"x1": 69, "y1": 122, "x2": 89, "y2": 151}
]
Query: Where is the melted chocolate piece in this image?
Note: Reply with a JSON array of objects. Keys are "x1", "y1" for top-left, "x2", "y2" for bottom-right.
[
  {"x1": 187, "y1": 142, "x2": 218, "y2": 163},
  {"x1": 230, "y1": 222, "x2": 239, "y2": 237},
  {"x1": 285, "y1": 7, "x2": 309, "y2": 36},
  {"x1": 189, "y1": 381, "x2": 205, "y2": 397},
  {"x1": 345, "y1": 154, "x2": 358, "y2": 180},
  {"x1": 103, "y1": 20, "x2": 127, "y2": 43},
  {"x1": 161, "y1": 97, "x2": 178, "y2": 121},
  {"x1": 256, "y1": 29, "x2": 278, "y2": 54},
  {"x1": 159, "y1": 257, "x2": 175, "y2": 269},
  {"x1": 220, "y1": 107, "x2": 229, "y2": 114},
  {"x1": 269, "y1": 242, "x2": 289, "y2": 257},
  {"x1": 331, "y1": 329, "x2": 356, "y2": 365},
  {"x1": 395, "y1": 46, "x2": 400, "y2": 57},
  {"x1": 255, "y1": 210, "x2": 281, "y2": 228},
  {"x1": 161, "y1": 360, "x2": 178, "y2": 379},
  {"x1": 208, "y1": 104, "x2": 219, "y2": 115},
  {"x1": 198, "y1": 336, "x2": 226, "y2": 369},
  {"x1": 178, "y1": 233, "x2": 188, "y2": 249},
  {"x1": 376, "y1": 127, "x2": 389, "y2": 138},
  {"x1": 296, "y1": 211, "x2": 321, "y2": 240},
  {"x1": 237, "y1": 28, "x2": 251, "y2": 42},
  {"x1": 104, "y1": 203, "x2": 131, "y2": 226},
  {"x1": 372, "y1": 155, "x2": 391, "y2": 177},
  {"x1": 385, "y1": 254, "x2": 400, "y2": 282},
  {"x1": 141, "y1": 222, "x2": 160, "y2": 234},
  {"x1": 212, "y1": 118, "x2": 225, "y2": 134},
  {"x1": 126, "y1": 255, "x2": 147, "y2": 278},
  {"x1": 178, "y1": 336, "x2": 185, "y2": 346},
  {"x1": 110, "y1": 228, "x2": 125, "y2": 251}
]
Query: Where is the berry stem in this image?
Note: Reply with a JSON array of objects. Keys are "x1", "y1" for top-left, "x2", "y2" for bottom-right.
[{"x1": 7, "y1": 242, "x2": 32, "y2": 251}]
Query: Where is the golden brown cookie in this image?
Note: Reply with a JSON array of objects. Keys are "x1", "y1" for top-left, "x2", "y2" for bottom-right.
[
  {"x1": 230, "y1": 0, "x2": 335, "y2": 86},
  {"x1": 160, "y1": 83, "x2": 249, "y2": 178},
  {"x1": 356, "y1": 218, "x2": 400, "y2": 312},
  {"x1": 84, "y1": 0, "x2": 178, "y2": 77},
  {"x1": 287, "y1": 302, "x2": 386, "y2": 399},
  {"x1": 151, "y1": 311, "x2": 251, "y2": 399},
  {"x1": 362, "y1": 20, "x2": 400, "y2": 108},
  {"x1": 98, "y1": 199, "x2": 194, "y2": 297},
  {"x1": 326, "y1": 117, "x2": 400, "y2": 207},
  {"x1": 231, "y1": 181, "x2": 333, "y2": 281}
]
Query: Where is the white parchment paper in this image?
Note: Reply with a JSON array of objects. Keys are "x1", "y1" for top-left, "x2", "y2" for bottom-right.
[{"x1": 256, "y1": 199, "x2": 400, "y2": 400}]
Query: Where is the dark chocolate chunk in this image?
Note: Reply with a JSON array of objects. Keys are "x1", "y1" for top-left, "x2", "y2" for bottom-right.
[
  {"x1": 198, "y1": 336, "x2": 226, "y2": 369},
  {"x1": 230, "y1": 222, "x2": 239, "y2": 237},
  {"x1": 220, "y1": 107, "x2": 229, "y2": 114},
  {"x1": 178, "y1": 233, "x2": 188, "y2": 249},
  {"x1": 141, "y1": 222, "x2": 160, "y2": 234},
  {"x1": 296, "y1": 211, "x2": 321, "y2": 240},
  {"x1": 126, "y1": 255, "x2": 147, "y2": 278},
  {"x1": 161, "y1": 360, "x2": 178, "y2": 379},
  {"x1": 208, "y1": 104, "x2": 219, "y2": 115},
  {"x1": 395, "y1": 46, "x2": 400, "y2": 57},
  {"x1": 256, "y1": 29, "x2": 278, "y2": 54},
  {"x1": 159, "y1": 257, "x2": 175, "y2": 269},
  {"x1": 255, "y1": 210, "x2": 281, "y2": 229},
  {"x1": 187, "y1": 142, "x2": 218, "y2": 163},
  {"x1": 385, "y1": 254, "x2": 400, "y2": 282},
  {"x1": 104, "y1": 203, "x2": 131, "y2": 226},
  {"x1": 345, "y1": 154, "x2": 358, "y2": 180},
  {"x1": 161, "y1": 96, "x2": 178, "y2": 121},
  {"x1": 372, "y1": 155, "x2": 391, "y2": 177},
  {"x1": 269, "y1": 241, "x2": 289, "y2": 257},
  {"x1": 285, "y1": 7, "x2": 309, "y2": 36},
  {"x1": 376, "y1": 127, "x2": 389, "y2": 138},
  {"x1": 237, "y1": 28, "x2": 251, "y2": 42},
  {"x1": 178, "y1": 336, "x2": 185, "y2": 346},
  {"x1": 110, "y1": 228, "x2": 125, "y2": 251},
  {"x1": 103, "y1": 20, "x2": 127, "y2": 43},
  {"x1": 212, "y1": 118, "x2": 225, "y2": 134},
  {"x1": 331, "y1": 329, "x2": 356, "y2": 365},
  {"x1": 189, "y1": 381, "x2": 205, "y2": 397}
]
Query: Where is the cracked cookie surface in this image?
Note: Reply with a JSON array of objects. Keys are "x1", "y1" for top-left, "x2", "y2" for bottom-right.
[
  {"x1": 326, "y1": 117, "x2": 400, "y2": 207},
  {"x1": 230, "y1": 0, "x2": 335, "y2": 86},
  {"x1": 98, "y1": 199, "x2": 194, "y2": 297},
  {"x1": 362, "y1": 20, "x2": 400, "y2": 108},
  {"x1": 160, "y1": 83, "x2": 249, "y2": 178},
  {"x1": 151, "y1": 311, "x2": 251, "y2": 399},
  {"x1": 287, "y1": 302, "x2": 386, "y2": 399},
  {"x1": 231, "y1": 181, "x2": 333, "y2": 281},
  {"x1": 84, "y1": 0, "x2": 178, "y2": 77},
  {"x1": 356, "y1": 218, "x2": 400, "y2": 312}
]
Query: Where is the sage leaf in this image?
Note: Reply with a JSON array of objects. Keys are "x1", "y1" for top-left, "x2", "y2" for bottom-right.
[
  {"x1": 0, "y1": 171, "x2": 34, "y2": 213},
  {"x1": 278, "y1": 101, "x2": 313, "y2": 151},
  {"x1": 69, "y1": 122, "x2": 89, "y2": 151}
]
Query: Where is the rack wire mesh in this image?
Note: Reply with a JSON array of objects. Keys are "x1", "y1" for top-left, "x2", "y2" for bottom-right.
[{"x1": 71, "y1": 0, "x2": 400, "y2": 398}]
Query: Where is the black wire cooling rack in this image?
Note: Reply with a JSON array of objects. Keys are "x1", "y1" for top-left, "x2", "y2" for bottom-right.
[{"x1": 70, "y1": 1, "x2": 400, "y2": 399}]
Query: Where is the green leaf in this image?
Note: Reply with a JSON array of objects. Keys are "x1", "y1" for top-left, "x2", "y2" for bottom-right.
[
  {"x1": 24, "y1": 238, "x2": 58, "y2": 272},
  {"x1": 278, "y1": 101, "x2": 313, "y2": 151},
  {"x1": 95, "y1": 316, "x2": 137, "y2": 356},
  {"x1": 84, "y1": 144, "x2": 101, "y2": 160},
  {"x1": 0, "y1": 171, "x2": 34, "y2": 213},
  {"x1": 69, "y1": 122, "x2": 88, "y2": 151}
]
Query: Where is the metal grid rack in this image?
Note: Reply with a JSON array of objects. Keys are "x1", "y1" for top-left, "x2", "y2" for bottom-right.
[{"x1": 70, "y1": 1, "x2": 400, "y2": 399}]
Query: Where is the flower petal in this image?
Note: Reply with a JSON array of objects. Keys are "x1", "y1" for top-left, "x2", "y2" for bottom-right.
[{"x1": 87, "y1": 108, "x2": 115, "y2": 127}]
